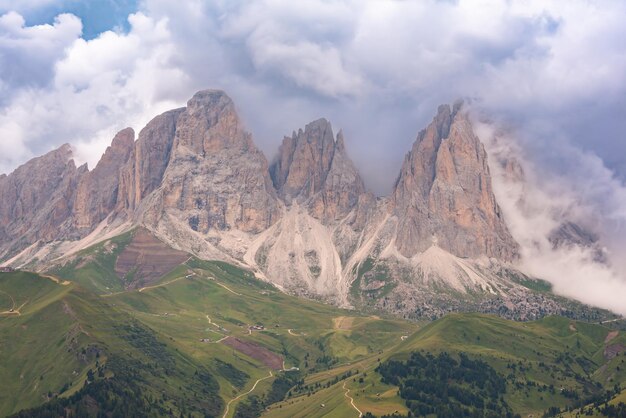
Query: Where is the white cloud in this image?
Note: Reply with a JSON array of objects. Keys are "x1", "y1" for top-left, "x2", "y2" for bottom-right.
[
  {"x1": 476, "y1": 118, "x2": 626, "y2": 315},
  {"x1": 4, "y1": 0, "x2": 625, "y2": 175},
  {"x1": 0, "y1": 12, "x2": 81, "y2": 93},
  {"x1": 219, "y1": 0, "x2": 363, "y2": 97},
  {"x1": 0, "y1": 11, "x2": 189, "y2": 172}
]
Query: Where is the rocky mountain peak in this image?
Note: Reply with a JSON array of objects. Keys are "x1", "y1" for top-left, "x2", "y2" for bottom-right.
[
  {"x1": 0, "y1": 143, "x2": 81, "y2": 258},
  {"x1": 148, "y1": 90, "x2": 279, "y2": 235},
  {"x1": 270, "y1": 118, "x2": 367, "y2": 221},
  {"x1": 72, "y1": 128, "x2": 135, "y2": 232},
  {"x1": 57, "y1": 143, "x2": 74, "y2": 156},
  {"x1": 335, "y1": 129, "x2": 346, "y2": 152},
  {"x1": 110, "y1": 127, "x2": 135, "y2": 149},
  {"x1": 175, "y1": 89, "x2": 252, "y2": 155},
  {"x1": 187, "y1": 89, "x2": 230, "y2": 111},
  {"x1": 270, "y1": 118, "x2": 335, "y2": 201},
  {"x1": 392, "y1": 103, "x2": 518, "y2": 260},
  {"x1": 28, "y1": 143, "x2": 74, "y2": 170}
]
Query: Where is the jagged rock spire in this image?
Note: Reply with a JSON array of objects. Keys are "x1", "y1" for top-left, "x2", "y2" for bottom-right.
[
  {"x1": 392, "y1": 102, "x2": 518, "y2": 260},
  {"x1": 270, "y1": 118, "x2": 367, "y2": 221}
]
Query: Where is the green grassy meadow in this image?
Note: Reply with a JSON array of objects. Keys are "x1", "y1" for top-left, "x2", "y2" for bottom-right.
[{"x1": 1, "y1": 235, "x2": 624, "y2": 417}]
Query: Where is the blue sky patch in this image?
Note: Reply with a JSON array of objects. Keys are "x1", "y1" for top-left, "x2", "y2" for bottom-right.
[{"x1": 21, "y1": 0, "x2": 138, "y2": 39}]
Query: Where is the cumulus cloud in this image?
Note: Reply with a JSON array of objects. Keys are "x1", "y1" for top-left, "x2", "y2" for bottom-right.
[
  {"x1": 0, "y1": 10, "x2": 189, "y2": 171},
  {"x1": 0, "y1": 12, "x2": 81, "y2": 97},
  {"x1": 148, "y1": 0, "x2": 626, "y2": 192}
]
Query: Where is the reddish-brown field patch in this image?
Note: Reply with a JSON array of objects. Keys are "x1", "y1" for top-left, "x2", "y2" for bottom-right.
[
  {"x1": 222, "y1": 337, "x2": 283, "y2": 370},
  {"x1": 604, "y1": 343, "x2": 625, "y2": 360},
  {"x1": 115, "y1": 228, "x2": 189, "y2": 289}
]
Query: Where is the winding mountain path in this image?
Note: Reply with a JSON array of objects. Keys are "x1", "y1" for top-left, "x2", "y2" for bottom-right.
[
  {"x1": 206, "y1": 277, "x2": 242, "y2": 296},
  {"x1": 222, "y1": 371, "x2": 273, "y2": 418},
  {"x1": 138, "y1": 275, "x2": 187, "y2": 292},
  {"x1": 39, "y1": 274, "x2": 71, "y2": 286},
  {"x1": 343, "y1": 380, "x2": 363, "y2": 417},
  {"x1": 601, "y1": 317, "x2": 624, "y2": 324},
  {"x1": 204, "y1": 315, "x2": 228, "y2": 343}
]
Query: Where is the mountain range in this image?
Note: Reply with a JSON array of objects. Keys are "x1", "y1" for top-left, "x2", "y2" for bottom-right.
[{"x1": 0, "y1": 89, "x2": 611, "y2": 320}]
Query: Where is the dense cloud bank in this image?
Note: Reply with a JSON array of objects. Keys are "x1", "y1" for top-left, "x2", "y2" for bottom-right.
[{"x1": 476, "y1": 118, "x2": 626, "y2": 315}]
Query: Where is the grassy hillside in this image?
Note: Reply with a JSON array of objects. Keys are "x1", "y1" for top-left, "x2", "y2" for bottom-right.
[
  {"x1": 1, "y1": 259, "x2": 416, "y2": 417},
  {"x1": 392, "y1": 314, "x2": 626, "y2": 416},
  {"x1": 264, "y1": 314, "x2": 626, "y2": 418},
  {"x1": 0, "y1": 270, "x2": 225, "y2": 417},
  {"x1": 0, "y1": 272, "x2": 81, "y2": 415},
  {"x1": 2, "y1": 233, "x2": 624, "y2": 418},
  {"x1": 48, "y1": 230, "x2": 136, "y2": 294}
]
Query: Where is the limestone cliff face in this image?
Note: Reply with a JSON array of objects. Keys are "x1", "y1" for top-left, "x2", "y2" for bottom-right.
[
  {"x1": 270, "y1": 119, "x2": 367, "y2": 222},
  {"x1": 0, "y1": 91, "x2": 537, "y2": 319},
  {"x1": 0, "y1": 144, "x2": 82, "y2": 258},
  {"x1": 392, "y1": 103, "x2": 518, "y2": 261},
  {"x1": 117, "y1": 108, "x2": 183, "y2": 211},
  {"x1": 150, "y1": 90, "x2": 280, "y2": 234},
  {"x1": 271, "y1": 119, "x2": 336, "y2": 202},
  {"x1": 72, "y1": 128, "x2": 135, "y2": 233}
]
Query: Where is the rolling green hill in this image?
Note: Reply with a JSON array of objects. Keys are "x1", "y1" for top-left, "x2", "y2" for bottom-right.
[
  {"x1": 0, "y1": 259, "x2": 416, "y2": 417},
  {"x1": 264, "y1": 314, "x2": 626, "y2": 418},
  {"x1": 1, "y1": 237, "x2": 624, "y2": 418}
]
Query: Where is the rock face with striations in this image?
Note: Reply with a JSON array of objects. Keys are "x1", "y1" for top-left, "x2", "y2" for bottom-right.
[
  {"x1": 270, "y1": 118, "x2": 367, "y2": 222},
  {"x1": 117, "y1": 108, "x2": 183, "y2": 211},
  {"x1": 391, "y1": 102, "x2": 518, "y2": 261},
  {"x1": 0, "y1": 144, "x2": 83, "y2": 258},
  {"x1": 150, "y1": 90, "x2": 280, "y2": 234},
  {"x1": 72, "y1": 128, "x2": 135, "y2": 234}
]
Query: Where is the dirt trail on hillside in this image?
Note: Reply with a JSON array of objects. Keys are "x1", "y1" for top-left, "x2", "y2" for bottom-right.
[
  {"x1": 0, "y1": 290, "x2": 15, "y2": 310},
  {"x1": 40, "y1": 274, "x2": 71, "y2": 286},
  {"x1": 343, "y1": 380, "x2": 363, "y2": 417},
  {"x1": 202, "y1": 276, "x2": 242, "y2": 295},
  {"x1": 0, "y1": 300, "x2": 27, "y2": 316},
  {"x1": 138, "y1": 275, "x2": 188, "y2": 292},
  {"x1": 222, "y1": 371, "x2": 273, "y2": 418}
]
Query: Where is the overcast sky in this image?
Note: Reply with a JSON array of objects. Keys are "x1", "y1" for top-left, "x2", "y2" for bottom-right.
[
  {"x1": 1, "y1": 0, "x2": 625, "y2": 193},
  {"x1": 1, "y1": 0, "x2": 626, "y2": 309}
]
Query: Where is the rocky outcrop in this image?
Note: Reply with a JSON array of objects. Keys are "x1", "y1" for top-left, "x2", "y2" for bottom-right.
[
  {"x1": 549, "y1": 221, "x2": 606, "y2": 263},
  {"x1": 270, "y1": 119, "x2": 368, "y2": 222},
  {"x1": 117, "y1": 109, "x2": 183, "y2": 211},
  {"x1": 242, "y1": 120, "x2": 374, "y2": 306},
  {"x1": 271, "y1": 119, "x2": 337, "y2": 202},
  {"x1": 149, "y1": 90, "x2": 280, "y2": 234},
  {"x1": 0, "y1": 144, "x2": 82, "y2": 258},
  {"x1": 72, "y1": 128, "x2": 135, "y2": 234},
  {"x1": 392, "y1": 103, "x2": 518, "y2": 261}
]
